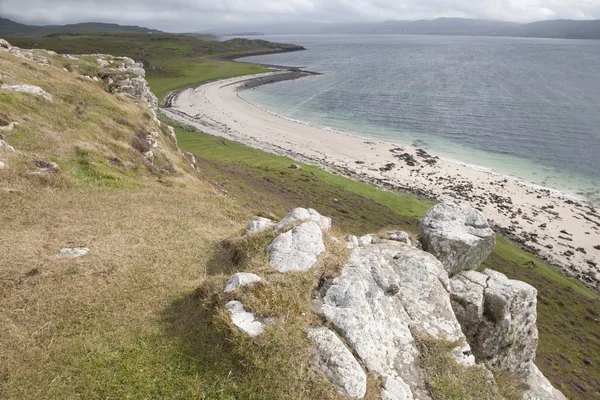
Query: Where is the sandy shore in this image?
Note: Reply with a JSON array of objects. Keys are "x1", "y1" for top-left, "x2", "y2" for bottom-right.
[{"x1": 164, "y1": 71, "x2": 600, "y2": 292}]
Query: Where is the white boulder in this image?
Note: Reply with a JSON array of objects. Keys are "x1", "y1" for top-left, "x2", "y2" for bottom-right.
[
  {"x1": 0, "y1": 160, "x2": 6, "y2": 169},
  {"x1": 418, "y1": 202, "x2": 495, "y2": 276},
  {"x1": 225, "y1": 300, "x2": 264, "y2": 337},
  {"x1": 388, "y1": 230, "x2": 411, "y2": 245},
  {"x1": 246, "y1": 216, "x2": 275, "y2": 233},
  {"x1": 273, "y1": 207, "x2": 331, "y2": 232},
  {"x1": 268, "y1": 221, "x2": 325, "y2": 272},
  {"x1": 0, "y1": 38, "x2": 11, "y2": 51},
  {"x1": 224, "y1": 273, "x2": 261, "y2": 293},
  {"x1": 306, "y1": 327, "x2": 367, "y2": 399},
  {"x1": 1, "y1": 84, "x2": 52, "y2": 101}
]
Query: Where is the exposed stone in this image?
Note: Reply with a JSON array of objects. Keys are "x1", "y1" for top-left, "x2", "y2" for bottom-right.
[
  {"x1": 388, "y1": 230, "x2": 411, "y2": 245},
  {"x1": 225, "y1": 300, "x2": 264, "y2": 337},
  {"x1": 268, "y1": 221, "x2": 325, "y2": 272},
  {"x1": 0, "y1": 140, "x2": 14, "y2": 153},
  {"x1": 0, "y1": 38, "x2": 12, "y2": 51},
  {"x1": 289, "y1": 163, "x2": 302, "y2": 169},
  {"x1": 322, "y1": 239, "x2": 469, "y2": 399},
  {"x1": 143, "y1": 150, "x2": 154, "y2": 164},
  {"x1": 358, "y1": 234, "x2": 378, "y2": 246},
  {"x1": 224, "y1": 273, "x2": 261, "y2": 293},
  {"x1": 246, "y1": 216, "x2": 275, "y2": 233},
  {"x1": 419, "y1": 202, "x2": 495, "y2": 276},
  {"x1": 451, "y1": 269, "x2": 538, "y2": 372},
  {"x1": 0, "y1": 122, "x2": 15, "y2": 131},
  {"x1": 306, "y1": 327, "x2": 367, "y2": 399},
  {"x1": 346, "y1": 235, "x2": 359, "y2": 249},
  {"x1": 274, "y1": 207, "x2": 331, "y2": 232},
  {"x1": 0, "y1": 160, "x2": 6, "y2": 169},
  {"x1": 62, "y1": 54, "x2": 79, "y2": 60},
  {"x1": 60, "y1": 247, "x2": 89, "y2": 257},
  {"x1": 521, "y1": 363, "x2": 568, "y2": 400},
  {"x1": 1, "y1": 84, "x2": 52, "y2": 101}
]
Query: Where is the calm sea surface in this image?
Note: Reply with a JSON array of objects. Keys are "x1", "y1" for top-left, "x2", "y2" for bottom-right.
[{"x1": 240, "y1": 35, "x2": 600, "y2": 205}]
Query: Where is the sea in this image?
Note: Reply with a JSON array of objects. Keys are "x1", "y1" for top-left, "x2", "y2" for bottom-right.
[{"x1": 238, "y1": 35, "x2": 600, "y2": 206}]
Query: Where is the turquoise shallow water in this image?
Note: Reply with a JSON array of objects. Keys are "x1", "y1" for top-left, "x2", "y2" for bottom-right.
[{"x1": 239, "y1": 34, "x2": 600, "y2": 206}]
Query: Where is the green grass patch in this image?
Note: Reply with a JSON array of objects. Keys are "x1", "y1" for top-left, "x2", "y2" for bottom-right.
[{"x1": 147, "y1": 59, "x2": 268, "y2": 101}]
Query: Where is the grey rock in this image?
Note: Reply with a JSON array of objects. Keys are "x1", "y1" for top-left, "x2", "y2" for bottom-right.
[
  {"x1": 0, "y1": 122, "x2": 15, "y2": 132},
  {"x1": 225, "y1": 300, "x2": 264, "y2": 337},
  {"x1": 322, "y1": 240, "x2": 469, "y2": 399},
  {"x1": 306, "y1": 327, "x2": 367, "y2": 399},
  {"x1": 358, "y1": 234, "x2": 378, "y2": 246},
  {"x1": 521, "y1": 363, "x2": 568, "y2": 400},
  {"x1": 273, "y1": 207, "x2": 331, "y2": 232},
  {"x1": 451, "y1": 269, "x2": 538, "y2": 372},
  {"x1": 1, "y1": 84, "x2": 52, "y2": 101},
  {"x1": 419, "y1": 202, "x2": 495, "y2": 276},
  {"x1": 346, "y1": 235, "x2": 359, "y2": 249},
  {"x1": 246, "y1": 216, "x2": 275, "y2": 233},
  {"x1": 268, "y1": 221, "x2": 325, "y2": 272},
  {"x1": 224, "y1": 273, "x2": 261, "y2": 293},
  {"x1": 60, "y1": 247, "x2": 89, "y2": 257},
  {"x1": 0, "y1": 140, "x2": 15, "y2": 153},
  {"x1": 0, "y1": 38, "x2": 11, "y2": 51},
  {"x1": 167, "y1": 125, "x2": 177, "y2": 144},
  {"x1": 388, "y1": 230, "x2": 411, "y2": 245},
  {"x1": 289, "y1": 163, "x2": 302, "y2": 169}
]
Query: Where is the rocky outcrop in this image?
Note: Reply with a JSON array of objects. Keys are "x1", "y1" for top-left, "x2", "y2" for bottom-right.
[
  {"x1": 246, "y1": 216, "x2": 275, "y2": 233},
  {"x1": 225, "y1": 300, "x2": 264, "y2": 337},
  {"x1": 306, "y1": 327, "x2": 367, "y2": 399},
  {"x1": 225, "y1": 204, "x2": 565, "y2": 400},
  {"x1": 419, "y1": 202, "x2": 495, "y2": 276},
  {"x1": 1, "y1": 84, "x2": 52, "y2": 101},
  {"x1": 224, "y1": 272, "x2": 261, "y2": 293},
  {"x1": 268, "y1": 221, "x2": 325, "y2": 272},
  {"x1": 450, "y1": 269, "x2": 538, "y2": 372},
  {"x1": 99, "y1": 56, "x2": 158, "y2": 111},
  {"x1": 321, "y1": 239, "x2": 469, "y2": 399},
  {"x1": 273, "y1": 207, "x2": 331, "y2": 232}
]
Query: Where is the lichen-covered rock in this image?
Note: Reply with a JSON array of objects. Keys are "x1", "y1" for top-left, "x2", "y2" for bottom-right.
[
  {"x1": 306, "y1": 327, "x2": 367, "y2": 399},
  {"x1": 451, "y1": 269, "x2": 538, "y2": 371},
  {"x1": 321, "y1": 239, "x2": 469, "y2": 399},
  {"x1": 273, "y1": 207, "x2": 331, "y2": 232},
  {"x1": 225, "y1": 300, "x2": 264, "y2": 337},
  {"x1": 1, "y1": 84, "x2": 52, "y2": 101},
  {"x1": 246, "y1": 216, "x2": 275, "y2": 233},
  {"x1": 346, "y1": 235, "x2": 359, "y2": 249},
  {"x1": 268, "y1": 221, "x2": 325, "y2": 272},
  {"x1": 418, "y1": 202, "x2": 495, "y2": 276},
  {"x1": 224, "y1": 273, "x2": 261, "y2": 293}
]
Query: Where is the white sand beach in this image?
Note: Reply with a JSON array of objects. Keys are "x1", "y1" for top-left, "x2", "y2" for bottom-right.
[{"x1": 163, "y1": 71, "x2": 600, "y2": 291}]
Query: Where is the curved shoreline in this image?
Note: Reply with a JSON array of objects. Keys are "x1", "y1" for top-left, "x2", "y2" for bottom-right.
[{"x1": 163, "y1": 71, "x2": 600, "y2": 292}]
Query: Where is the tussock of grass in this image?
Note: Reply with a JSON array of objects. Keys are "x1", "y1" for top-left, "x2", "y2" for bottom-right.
[{"x1": 415, "y1": 335, "x2": 522, "y2": 400}]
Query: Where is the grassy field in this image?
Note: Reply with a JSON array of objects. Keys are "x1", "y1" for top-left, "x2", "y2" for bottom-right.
[{"x1": 1, "y1": 36, "x2": 598, "y2": 399}]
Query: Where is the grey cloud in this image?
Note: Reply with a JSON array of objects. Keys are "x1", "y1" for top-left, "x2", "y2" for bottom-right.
[{"x1": 1, "y1": 0, "x2": 599, "y2": 31}]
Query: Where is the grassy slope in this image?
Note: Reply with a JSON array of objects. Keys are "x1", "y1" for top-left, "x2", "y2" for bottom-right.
[{"x1": 175, "y1": 127, "x2": 600, "y2": 400}]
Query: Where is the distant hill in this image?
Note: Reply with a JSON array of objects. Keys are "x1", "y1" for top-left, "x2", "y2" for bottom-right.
[
  {"x1": 319, "y1": 18, "x2": 600, "y2": 39},
  {"x1": 0, "y1": 17, "x2": 162, "y2": 37}
]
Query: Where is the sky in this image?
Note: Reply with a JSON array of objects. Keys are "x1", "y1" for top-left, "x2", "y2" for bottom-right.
[{"x1": 1, "y1": 0, "x2": 599, "y2": 32}]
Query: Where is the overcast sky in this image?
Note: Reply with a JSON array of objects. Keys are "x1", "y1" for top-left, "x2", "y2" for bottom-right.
[{"x1": 2, "y1": 0, "x2": 599, "y2": 32}]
